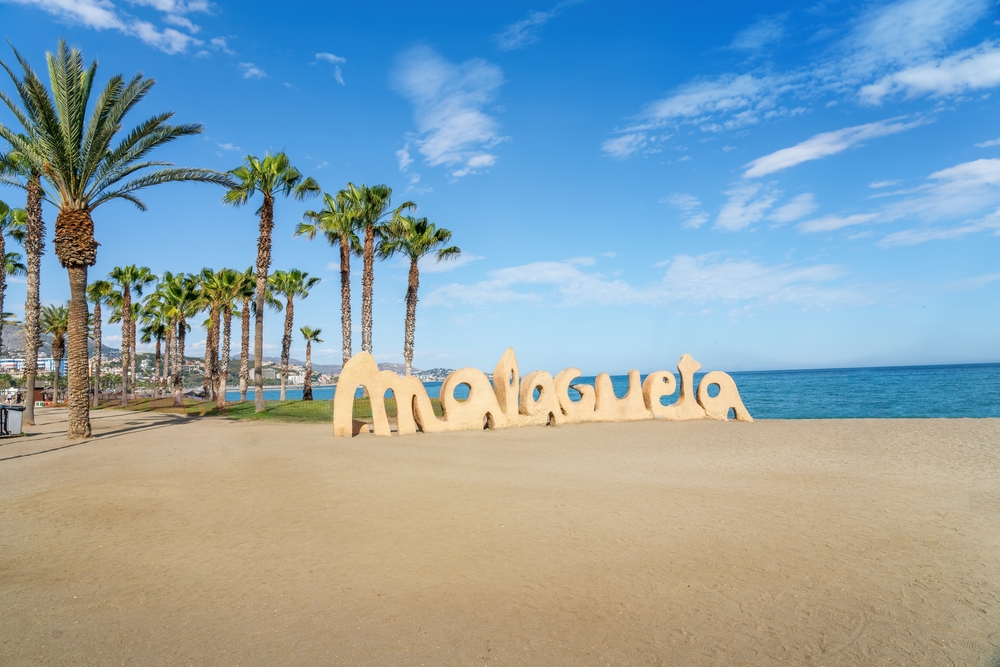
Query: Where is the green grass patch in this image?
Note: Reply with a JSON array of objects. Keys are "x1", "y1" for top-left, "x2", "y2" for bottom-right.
[{"x1": 100, "y1": 396, "x2": 445, "y2": 424}]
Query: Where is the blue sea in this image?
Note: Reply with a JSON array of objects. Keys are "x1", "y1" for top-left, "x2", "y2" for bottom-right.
[{"x1": 227, "y1": 363, "x2": 1000, "y2": 419}]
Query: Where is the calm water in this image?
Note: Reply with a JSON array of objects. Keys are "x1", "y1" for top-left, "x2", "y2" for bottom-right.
[{"x1": 227, "y1": 362, "x2": 1000, "y2": 419}]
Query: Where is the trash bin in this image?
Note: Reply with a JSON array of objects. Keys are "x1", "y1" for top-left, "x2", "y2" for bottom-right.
[{"x1": 3, "y1": 405, "x2": 24, "y2": 435}]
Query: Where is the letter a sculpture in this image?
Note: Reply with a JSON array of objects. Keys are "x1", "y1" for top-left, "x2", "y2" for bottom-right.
[{"x1": 333, "y1": 349, "x2": 752, "y2": 437}]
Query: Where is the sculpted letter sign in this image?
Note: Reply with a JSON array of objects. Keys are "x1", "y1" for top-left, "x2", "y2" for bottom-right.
[{"x1": 333, "y1": 348, "x2": 752, "y2": 437}]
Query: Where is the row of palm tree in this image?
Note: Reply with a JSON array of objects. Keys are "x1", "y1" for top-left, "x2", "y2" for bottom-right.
[{"x1": 0, "y1": 41, "x2": 461, "y2": 438}]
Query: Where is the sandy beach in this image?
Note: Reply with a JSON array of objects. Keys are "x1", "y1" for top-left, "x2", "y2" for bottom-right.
[{"x1": 2, "y1": 410, "x2": 999, "y2": 666}]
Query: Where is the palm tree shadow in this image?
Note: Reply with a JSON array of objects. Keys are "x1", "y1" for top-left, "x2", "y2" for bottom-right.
[{"x1": 0, "y1": 411, "x2": 196, "y2": 461}]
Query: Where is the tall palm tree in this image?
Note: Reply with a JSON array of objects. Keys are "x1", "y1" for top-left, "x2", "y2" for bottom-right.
[
  {"x1": 86, "y1": 279, "x2": 114, "y2": 407},
  {"x1": 158, "y1": 273, "x2": 199, "y2": 407},
  {"x1": 223, "y1": 153, "x2": 318, "y2": 412},
  {"x1": 0, "y1": 200, "x2": 25, "y2": 354},
  {"x1": 139, "y1": 315, "x2": 167, "y2": 400},
  {"x1": 108, "y1": 265, "x2": 156, "y2": 405},
  {"x1": 299, "y1": 326, "x2": 322, "y2": 401},
  {"x1": 213, "y1": 268, "x2": 242, "y2": 408},
  {"x1": 0, "y1": 41, "x2": 233, "y2": 438},
  {"x1": 39, "y1": 303, "x2": 68, "y2": 404},
  {"x1": 297, "y1": 190, "x2": 360, "y2": 368},
  {"x1": 381, "y1": 215, "x2": 460, "y2": 376},
  {"x1": 197, "y1": 268, "x2": 221, "y2": 399},
  {"x1": 235, "y1": 267, "x2": 255, "y2": 402},
  {"x1": 342, "y1": 183, "x2": 415, "y2": 355},
  {"x1": 267, "y1": 269, "x2": 321, "y2": 401},
  {"x1": 0, "y1": 148, "x2": 44, "y2": 424}
]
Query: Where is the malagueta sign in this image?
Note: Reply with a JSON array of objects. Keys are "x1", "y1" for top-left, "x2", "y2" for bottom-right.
[{"x1": 333, "y1": 348, "x2": 752, "y2": 437}]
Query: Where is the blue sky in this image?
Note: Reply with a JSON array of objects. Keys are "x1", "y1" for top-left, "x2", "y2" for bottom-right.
[{"x1": 1, "y1": 0, "x2": 999, "y2": 374}]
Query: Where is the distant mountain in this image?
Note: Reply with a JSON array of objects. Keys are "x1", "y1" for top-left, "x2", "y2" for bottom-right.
[
  {"x1": 244, "y1": 356, "x2": 419, "y2": 376},
  {"x1": 1, "y1": 324, "x2": 119, "y2": 359}
]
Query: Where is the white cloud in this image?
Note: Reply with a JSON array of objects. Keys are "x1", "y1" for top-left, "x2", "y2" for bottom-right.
[
  {"x1": 425, "y1": 253, "x2": 857, "y2": 308},
  {"x1": 861, "y1": 39, "x2": 1000, "y2": 103},
  {"x1": 870, "y1": 179, "x2": 902, "y2": 188},
  {"x1": 798, "y1": 213, "x2": 879, "y2": 233},
  {"x1": 744, "y1": 118, "x2": 924, "y2": 178},
  {"x1": 216, "y1": 142, "x2": 242, "y2": 152},
  {"x1": 661, "y1": 193, "x2": 710, "y2": 228},
  {"x1": 770, "y1": 193, "x2": 818, "y2": 223},
  {"x1": 7, "y1": 0, "x2": 209, "y2": 53},
  {"x1": 392, "y1": 46, "x2": 506, "y2": 175},
  {"x1": 316, "y1": 52, "x2": 347, "y2": 85},
  {"x1": 466, "y1": 154, "x2": 496, "y2": 168},
  {"x1": 495, "y1": 0, "x2": 579, "y2": 51},
  {"x1": 715, "y1": 183, "x2": 778, "y2": 231},
  {"x1": 239, "y1": 62, "x2": 267, "y2": 79},
  {"x1": 396, "y1": 146, "x2": 414, "y2": 171},
  {"x1": 796, "y1": 157, "x2": 1000, "y2": 241},
  {"x1": 601, "y1": 0, "x2": 992, "y2": 158},
  {"x1": 729, "y1": 16, "x2": 784, "y2": 52},
  {"x1": 210, "y1": 36, "x2": 234, "y2": 54},
  {"x1": 976, "y1": 138, "x2": 1000, "y2": 147},
  {"x1": 945, "y1": 271, "x2": 1000, "y2": 291}
]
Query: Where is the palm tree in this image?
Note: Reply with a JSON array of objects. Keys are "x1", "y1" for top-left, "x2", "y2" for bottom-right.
[
  {"x1": 299, "y1": 326, "x2": 322, "y2": 401},
  {"x1": 223, "y1": 153, "x2": 319, "y2": 412},
  {"x1": 212, "y1": 268, "x2": 242, "y2": 408},
  {"x1": 0, "y1": 200, "x2": 25, "y2": 354},
  {"x1": 235, "y1": 268, "x2": 255, "y2": 402},
  {"x1": 0, "y1": 41, "x2": 233, "y2": 439},
  {"x1": 158, "y1": 273, "x2": 200, "y2": 407},
  {"x1": 381, "y1": 215, "x2": 460, "y2": 376},
  {"x1": 342, "y1": 183, "x2": 415, "y2": 355},
  {"x1": 197, "y1": 268, "x2": 222, "y2": 399},
  {"x1": 39, "y1": 303, "x2": 68, "y2": 404},
  {"x1": 139, "y1": 315, "x2": 167, "y2": 400},
  {"x1": 0, "y1": 149, "x2": 45, "y2": 426},
  {"x1": 109, "y1": 265, "x2": 156, "y2": 406},
  {"x1": 268, "y1": 269, "x2": 321, "y2": 401},
  {"x1": 86, "y1": 280, "x2": 114, "y2": 407},
  {"x1": 297, "y1": 190, "x2": 360, "y2": 367}
]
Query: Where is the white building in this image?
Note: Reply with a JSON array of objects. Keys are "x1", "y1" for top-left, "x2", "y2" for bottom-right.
[{"x1": 0, "y1": 358, "x2": 68, "y2": 373}]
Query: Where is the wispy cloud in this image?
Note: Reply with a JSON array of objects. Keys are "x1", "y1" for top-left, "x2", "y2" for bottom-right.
[
  {"x1": 976, "y1": 137, "x2": 1000, "y2": 147},
  {"x1": 729, "y1": 15, "x2": 785, "y2": 52},
  {"x1": 945, "y1": 271, "x2": 1000, "y2": 291},
  {"x1": 715, "y1": 183, "x2": 778, "y2": 231},
  {"x1": 795, "y1": 157, "x2": 1000, "y2": 242},
  {"x1": 661, "y1": 193, "x2": 709, "y2": 228},
  {"x1": 316, "y1": 52, "x2": 347, "y2": 85},
  {"x1": 392, "y1": 45, "x2": 507, "y2": 178},
  {"x1": 861, "y1": 39, "x2": 1000, "y2": 103},
  {"x1": 425, "y1": 253, "x2": 859, "y2": 309},
  {"x1": 770, "y1": 193, "x2": 818, "y2": 223},
  {"x1": 495, "y1": 0, "x2": 580, "y2": 51},
  {"x1": 6, "y1": 0, "x2": 214, "y2": 54},
  {"x1": 870, "y1": 179, "x2": 902, "y2": 188},
  {"x1": 239, "y1": 62, "x2": 267, "y2": 79},
  {"x1": 217, "y1": 142, "x2": 242, "y2": 152},
  {"x1": 744, "y1": 118, "x2": 925, "y2": 178},
  {"x1": 602, "y1": 0, "x2": 994, "y2": 158},
  {"x1": 419, "y1": 253, "x2": 484, "y2": 274}
]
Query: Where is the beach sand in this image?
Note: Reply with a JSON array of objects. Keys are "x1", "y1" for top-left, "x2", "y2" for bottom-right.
[{"x1": 2, "y1": 409, "x2": 999, "y2": 666}]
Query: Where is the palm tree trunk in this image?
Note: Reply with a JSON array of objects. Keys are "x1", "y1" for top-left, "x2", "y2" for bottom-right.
[
  {"x1": 254, "y1": 194, "x2": 274, "y2": 413},
  {"x1": 164, "y1": 324, "x2": 173, "y2": 400},
  {"x1": 340, "y1": 237, "x2": 352, "y2": 367},
  {"x1": 173, "y1": 316, "x2": 186, "y2": 407},
  {"x1": 23, "y1": 173, "x2": 43, "y2": 425},
  {"x1": 239, "y1": 297, "x2": 250, "y2": 402},
  {"x1": 92, "y1": 302, "x2": 102, "y2": 407},
  {"x1": 153, "y1": 338, "x2": 161, "y2": 399},
  {"x1": 404, "y1": 260, "x2": 419, "y2": 377},
  {"x1": 66, "y1": 265, "x2": 92, "y2": 437},
  {"x1": 303, "y1": 340, "x2": 313, "y2": 401},
  {"x1": 52, "y1": 340, "x2": 63, "y2": 405},
  {"x1": 210, "y1": 305, "x2": 220, "y2": 401},
  {"x1": 0, "y1": 230, "x2": 6, "y2": 357},
  {"x1": 218, "y1": 309, "x2": 231, "y2": 409},
  {"x1": 279, "y1": 299, "x2": 293, "y2": 401},
  {"x1": 120, "y1": 286, "x2": 131, "y2": 407},
  {"x1": 203, "y1": 316, "x2": 213, "y2": 399},
  {"x1": 361, "y1": 226, "x2": 374, "y2": 353},
  {"x1": 131, "y1": 319, "x2": 137, "y2": 399}
]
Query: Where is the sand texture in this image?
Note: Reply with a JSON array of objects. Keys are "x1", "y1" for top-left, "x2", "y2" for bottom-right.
[{"x1": 2, "y1": 409, "x2": 1000, "y2": 666}]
